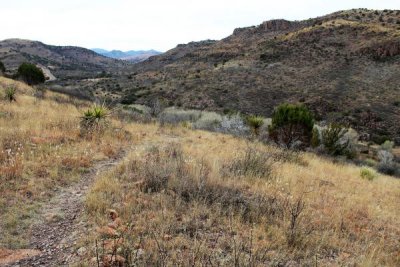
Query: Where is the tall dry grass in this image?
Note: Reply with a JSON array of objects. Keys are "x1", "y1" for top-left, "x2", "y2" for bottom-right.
[
  {"x1": 81, "y1": 124, "x2": 400, "y2": 266},
  {"x1": 0, "y1": 77, "x2": 130, "y2": 248}
]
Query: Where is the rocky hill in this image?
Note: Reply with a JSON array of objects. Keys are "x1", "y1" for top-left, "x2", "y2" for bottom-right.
[
  {"x1": 1, "y1": 9, "x2": 399, "y2": 143},
  {"x1": 125, "y1": 9, "x2": 400, "y2": 143},
  {"x1": 0, "y1": 39, "x2": 127, "y2": 80}
]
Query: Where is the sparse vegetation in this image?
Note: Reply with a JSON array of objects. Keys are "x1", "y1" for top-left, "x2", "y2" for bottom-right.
[
  {"x1": 0, "y1": 77, "x2": 128, "y2": 250},
  {"x1": 2, "y1": 8, "x2": 400, "y2": 265},
  {"x1": 1, "y1": 76, "x2": 400, "y2": 266}
]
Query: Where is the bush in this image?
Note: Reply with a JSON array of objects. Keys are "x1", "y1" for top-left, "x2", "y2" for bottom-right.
[
  {"x1": 17, "y1": 63, "x2": 45, "y2": 85},
  {"x1": 0, "y1": 61, "x2": 5, "y2": 73},
  {"x1": 320, "y1": 124, "x2": 351, "y2": 156},
  {"x1": 222, "y1": 146, "x2": 275, "y2": 179},
  {"x1": 377, "y1": 150, "x2": 398, "y2": 176},
  {"x1": 360, "y1": 167, "x2": 377, "y2": 181},
  {"x1": 246, "y1": 115, "x2": 264, "y2": 136},
  {"x1": 149, "y1": 97, "x2": 166, "y2": 117},
  {"x1": 268, "y1": 103, "x2": 314, "y2": 149},
  {"x1": 192, "y1": 111, "x2": 222, "y2": 131},
  {"x1": 216, "y1": 114, "x2": 250, "y2": 136},
  {"x1": 380, "y1": 140, "x2": 394, "y2": 151},
  {"x1": 4, "y1": 86, "x2": 16, "y2": 102},
  {"x1": 159, "y1": 108, "x2": 202, "y2": 125}
]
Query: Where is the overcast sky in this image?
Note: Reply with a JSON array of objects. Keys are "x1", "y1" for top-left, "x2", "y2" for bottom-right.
[{"x1": 0, "y1": 0, "x2": 398, "y2": 52}]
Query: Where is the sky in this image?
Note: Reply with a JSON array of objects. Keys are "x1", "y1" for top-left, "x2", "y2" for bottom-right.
[{"x1": 0, "y1": 0, "x2": 398, "y2": 52}]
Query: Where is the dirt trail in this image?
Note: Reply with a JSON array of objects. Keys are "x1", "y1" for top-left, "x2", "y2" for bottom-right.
[{"x1": 3, "y1": 152, "x2": 126, "y2": 267}]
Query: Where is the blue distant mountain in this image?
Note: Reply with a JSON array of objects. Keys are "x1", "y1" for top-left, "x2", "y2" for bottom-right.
[{"x1": 92, "y1": 48, "x2": 161, "y2": 62}]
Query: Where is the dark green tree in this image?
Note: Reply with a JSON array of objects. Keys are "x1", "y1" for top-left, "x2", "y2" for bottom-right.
[
  {"x1": 268, "y1": 103, "x2": 314, "y2": 148},
  {"x1": 0, "y1": 61, "x2": 5, "y2": 73},
  {"x1": 17, "y1": 63, "x2": 45, "y2": 85}
]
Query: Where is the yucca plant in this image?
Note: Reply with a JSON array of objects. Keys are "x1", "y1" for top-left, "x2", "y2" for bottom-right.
[
  {"x1": 80, "y1": 104, "x2": 109, "y2": 136},
  {"x1": 246, "y1": 115, "x2": 264, "y2": 136},
  {"x1": 5, "y1": 86, "x2": 16, "y2": 102}
]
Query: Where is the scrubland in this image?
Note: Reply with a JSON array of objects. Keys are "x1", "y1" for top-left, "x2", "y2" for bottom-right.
[
  {"x1": 0, "y1": 77, "x2": 129, "y2": 249},
  {"x1": 82, "y1": 126, "x2": 400, "y2": 266},
  {"x1": 0, "y1": 77, "x2": 399, "y2": 266}
]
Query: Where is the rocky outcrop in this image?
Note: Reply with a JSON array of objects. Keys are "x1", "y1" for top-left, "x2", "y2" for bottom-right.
[{"x1": 260, "y1": 19, "x2": 295, "y2": 31}]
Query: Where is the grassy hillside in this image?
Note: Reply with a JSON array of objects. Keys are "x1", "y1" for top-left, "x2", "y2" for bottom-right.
[
  {"x1": 1, "y1": 78, "x2": 398, "y2": 266},
  {"x1": 0, "y1": 77, "x2": 129, "y2": 250},
  {"x1": 78, "y1": 125, "x2": 400, "y2": 266}
]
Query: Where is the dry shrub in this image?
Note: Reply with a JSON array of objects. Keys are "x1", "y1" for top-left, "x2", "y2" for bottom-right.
[
  {"x1": 0, "y1": 135, "x2": 25, "y2": 181},
  {"x1": 133, "y1": 144, "x2": 285, "y2": 223},
  {"x1": 222, "y1": 146, "x2": 276, "y2": 179},
  {"x1": 0, "y1": 152, "x2": 23, "y2": 181},
  {"x1": 61, "y1": 156, "x2": 92, "y2": 170},
  {"x1": 102, "y1": 144, "x2": 117, "y2": 158},
  {"x1": 284, "y1": 197, "x2": 306, "y2": 247}
]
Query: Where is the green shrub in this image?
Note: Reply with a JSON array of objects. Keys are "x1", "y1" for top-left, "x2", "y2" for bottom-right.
[
  {"x1": 17, "y1": 63, "x2": 45, "y2": 85},
  {"x1": 360, "y1": 167, "x2": 377, "y2": 181},
  {"x1": 380, "y1": 140, "x2": 394, "y2": 151},
  {"x1": 4, "y1": 87, "x2": 16, "y2": 102},
  {"x1": 246, "y1": 115, "x2": 264, "y2": 136},
  {"x1": 268, "y1": 103, "x2": 314, "y2": 148},
  {"x1": 321, "y1": 124, "x2": 350, "y2": 156}
]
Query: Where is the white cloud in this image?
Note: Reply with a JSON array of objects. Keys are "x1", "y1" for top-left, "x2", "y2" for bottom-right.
[{"x1": 0, "y1": 0, "x2": 398, "y2": 51}]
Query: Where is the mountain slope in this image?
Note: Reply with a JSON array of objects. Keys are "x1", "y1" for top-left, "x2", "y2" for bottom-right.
[
  {"x1": 127, "y1": 9, "x2": 400, "y2": 143},
  {"x1": 0, "y1": 39, "x2": 127, "y2": 80}
]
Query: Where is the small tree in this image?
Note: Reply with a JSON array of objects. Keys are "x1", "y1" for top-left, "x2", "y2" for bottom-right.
[
  {"x1": 268, "y1": 103, "x2": 314, "y2": 148},
  {"x1": 321, "y1": 124, "x2": 350, "y2": 156},
  {"x1": 0, "y1": 61, "x2": 5, "y2": 73},
  {"x1": 17, "y1": 63, "x2": 45, "y2": 85}
]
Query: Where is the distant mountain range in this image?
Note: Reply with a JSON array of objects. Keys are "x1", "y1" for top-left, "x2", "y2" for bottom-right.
[{"x1": 92, "y1": 48, "x2": 161, "y2": 62}]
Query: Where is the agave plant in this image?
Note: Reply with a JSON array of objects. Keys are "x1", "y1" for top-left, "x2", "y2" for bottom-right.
[
  {"x1": 83, "y1": 105, "x2": 108, "y2": 120},
  {"x1": 81, "y1": 104, "x2": 109, "y2": 136}
]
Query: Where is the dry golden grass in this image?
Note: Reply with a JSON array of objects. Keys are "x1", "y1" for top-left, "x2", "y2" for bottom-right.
[
  {"x1": 1, "y1": 77, "x2": 399, "y2": 266},
  {"x1": 81, "y1": 124, "x2": 400, "y2": 266},
  {"x1": 0, "y1": 77, "x2": 129, "y2": 248}
]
